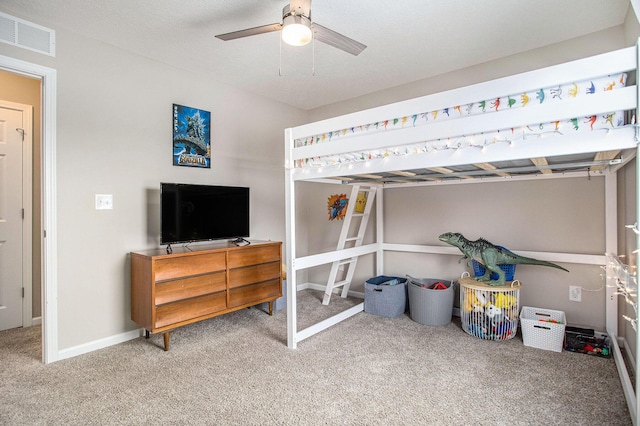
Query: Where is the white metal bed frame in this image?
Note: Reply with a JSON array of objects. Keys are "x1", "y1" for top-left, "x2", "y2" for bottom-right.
[{"x1": 284, "y1": 44, "x2": 640, "y2": 423}]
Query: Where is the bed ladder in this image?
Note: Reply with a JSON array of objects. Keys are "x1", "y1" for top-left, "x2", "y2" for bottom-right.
[{"x1": 322, "y1": 185, "x2": 377, "y2": 305}]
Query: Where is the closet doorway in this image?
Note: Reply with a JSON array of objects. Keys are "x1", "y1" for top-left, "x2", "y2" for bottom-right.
[{"x1": 0, "y1": 56, "x2": 57, "y2": 363}]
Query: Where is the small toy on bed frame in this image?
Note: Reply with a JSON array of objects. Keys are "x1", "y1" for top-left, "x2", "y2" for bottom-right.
[{"x1": 438, "y1": 232, "x2": 569, "y2": 286}]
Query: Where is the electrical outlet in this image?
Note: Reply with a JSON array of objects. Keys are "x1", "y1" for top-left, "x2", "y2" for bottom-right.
[{"x1": 569, "y1": 285, "x2": 582, "y2": 302}]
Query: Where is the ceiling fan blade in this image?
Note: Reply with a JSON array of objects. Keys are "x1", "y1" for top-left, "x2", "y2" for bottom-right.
[
  {"x1": 312, "y1": 23, "x2": 367, "y2": 56},
  {"x1": 215, "y1": 23, "x2": 282, "y2": 41}
]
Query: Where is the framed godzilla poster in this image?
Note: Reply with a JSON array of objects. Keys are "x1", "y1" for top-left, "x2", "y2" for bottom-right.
[{"x1": 172, "y1": 103, "x2": 211, "y2": 168}]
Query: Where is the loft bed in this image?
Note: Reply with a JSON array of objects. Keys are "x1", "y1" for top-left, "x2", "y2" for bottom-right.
[{"x1": 284, "y1": 45, "x2": 640, "y2": 421}]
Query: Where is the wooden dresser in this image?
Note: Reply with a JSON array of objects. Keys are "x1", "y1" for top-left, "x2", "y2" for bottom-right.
[{"x1": 130, "y1": 240, "x2": 282, "y2": 350}]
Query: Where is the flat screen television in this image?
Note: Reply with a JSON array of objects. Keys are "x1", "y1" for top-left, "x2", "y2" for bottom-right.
[{"x1": 160, "y1": 183, "x2": 249, "y2": 246}]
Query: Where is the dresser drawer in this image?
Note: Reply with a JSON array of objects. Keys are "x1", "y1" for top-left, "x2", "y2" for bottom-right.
[
  {"x1": 155, "y1": 271, "x2": 226, "y2": 305},
  {"x1": 228, "y1": 279, "x2": 281, "y2": 308},
  {"x1": 228, "y1": 244, "x2": 280, "y2": 269},
  {"x1": 154, "y1": 252, "x2": 226, "y2": 281},
  {"x1": 228, "y1": 262, "x2": 280, "y2": 289},
  {"x1": 155, "y1": 292, "x2": 227, "y2": 328}
]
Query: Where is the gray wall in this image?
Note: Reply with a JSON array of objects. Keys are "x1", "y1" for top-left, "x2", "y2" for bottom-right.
[
  {"x1": 307, "y1": 26, "x2": 628, "y2": 121},
  {"x1": 0, "y1": 26, "x2": 307, "y2": 350},
  {"x1": 299, "y1": 177, "x2": 607, "y2": 330},
  {"x1": 383, "y1": 178, "x2": 605, "y2": 330}
]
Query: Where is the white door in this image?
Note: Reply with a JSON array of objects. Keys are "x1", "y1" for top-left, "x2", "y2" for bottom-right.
[{"x1": 0, "y1": 102, "x2": 31, "y2": 331}]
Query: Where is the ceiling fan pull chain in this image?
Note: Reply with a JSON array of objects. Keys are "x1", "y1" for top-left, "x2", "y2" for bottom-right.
[
  {"x1": 279, "y1": 36, "x2": 283, "y2": 77},
  {"x1": 312, "y1": 34, "x2": 315, "y2": 77}
]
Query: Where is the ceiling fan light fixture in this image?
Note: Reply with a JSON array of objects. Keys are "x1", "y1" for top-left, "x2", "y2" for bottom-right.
[{"x1": 281, "y1": 14, "x2": 312, "y2": 46}]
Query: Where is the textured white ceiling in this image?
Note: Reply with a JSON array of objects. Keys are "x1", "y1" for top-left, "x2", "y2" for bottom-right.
[{"x1": 0, "y1": 0, "x2": 631, "y2": 110}]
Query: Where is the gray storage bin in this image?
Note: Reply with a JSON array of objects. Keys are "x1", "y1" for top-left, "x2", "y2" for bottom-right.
[
  {"x1": 364, "y1": 276, "x2": 408, "y2": 318},
  {"x1": 407, "y1": 276, "x2": 454, "y2": 326}
]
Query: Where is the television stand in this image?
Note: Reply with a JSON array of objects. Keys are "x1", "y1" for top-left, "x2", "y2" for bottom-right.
[{"x1": 130, "y1": 240, "x2": 282, "y2": 351}]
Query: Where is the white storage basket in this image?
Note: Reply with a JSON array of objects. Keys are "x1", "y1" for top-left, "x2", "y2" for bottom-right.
[
  {"x1": 459, "y1": 277, "x2": 521, "y2": 341},
  {"x1": 520, "y1": 306, "x2": 566, "y2": 352}
]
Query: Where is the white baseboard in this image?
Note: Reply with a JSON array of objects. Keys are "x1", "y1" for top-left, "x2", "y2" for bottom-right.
[
  {"x1": 610, "y1": 334, "x2": 637, "y2": 424},
  {"x1": 31, "y1": 316, "x2": 42, "y2": 326},
  {"x1": 57, "y1": 328, "x2": 142, "y2": 361},
  {"x1": 621, "y1": 336, "x2": 637, "y2": 376}
]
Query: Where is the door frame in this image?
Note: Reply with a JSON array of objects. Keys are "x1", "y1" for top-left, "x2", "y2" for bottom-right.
[
  {"x1": 0, "y1": 55, "x2": 57, "y2": 364},
  {"x1": 0, "y1": 100, "x2": 33, "y2": 330}
]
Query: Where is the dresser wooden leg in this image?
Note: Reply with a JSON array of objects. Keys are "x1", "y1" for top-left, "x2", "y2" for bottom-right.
[
  {"x1": 269, "y1": 301, "x2": 274, "y2": 316},
  {"x1": 163, "y1": 332, "x2": 170, "y2": 351}
]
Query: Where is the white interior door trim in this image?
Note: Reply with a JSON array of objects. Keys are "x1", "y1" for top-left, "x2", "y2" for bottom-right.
[{"x1": 0, "y1": 54, "x2": 57, "y2": 364}]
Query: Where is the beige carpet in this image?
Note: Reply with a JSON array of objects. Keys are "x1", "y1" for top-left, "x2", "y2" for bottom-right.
[{"x1": 0, "y1": 289, "x2": 632, "y2": 425}]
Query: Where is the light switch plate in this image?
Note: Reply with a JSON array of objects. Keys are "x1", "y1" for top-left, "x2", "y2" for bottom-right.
[{"x1": 95, "y1": 194, "x2": 113, "y2": 210}]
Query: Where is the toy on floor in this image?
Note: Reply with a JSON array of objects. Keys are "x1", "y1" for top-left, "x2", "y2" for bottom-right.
[{"x1": 564, "y1": 329, "x2": 611, "y2": 358}]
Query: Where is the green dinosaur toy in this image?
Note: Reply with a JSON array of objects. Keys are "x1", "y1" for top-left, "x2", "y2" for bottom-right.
[{"x1": 438, "y1": 232, "x2": 569, "y2": 286}]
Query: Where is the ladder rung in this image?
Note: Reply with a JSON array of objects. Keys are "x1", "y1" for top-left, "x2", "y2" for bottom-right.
[
  {"x1": 344, "y1": 237, "x2": 361, "y2": 242},
  {"x1": 352, "y1": 213, "x2": 364, "y2": 217},
  {"x1": 329, "y1": 280, "x2": 349, "y2": 289},
  {"x1": 338, "y1": 259, "x2": 356, "y2": 266}
]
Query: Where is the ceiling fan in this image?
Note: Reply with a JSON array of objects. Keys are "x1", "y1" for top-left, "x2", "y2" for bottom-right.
[{"x1": 215, "y1": 0, "x2": 367, "y2": 56}]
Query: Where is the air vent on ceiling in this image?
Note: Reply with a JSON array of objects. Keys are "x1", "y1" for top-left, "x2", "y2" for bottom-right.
[{"x1": 0, "y1": 12, "x2": 55, "y2": 57}]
